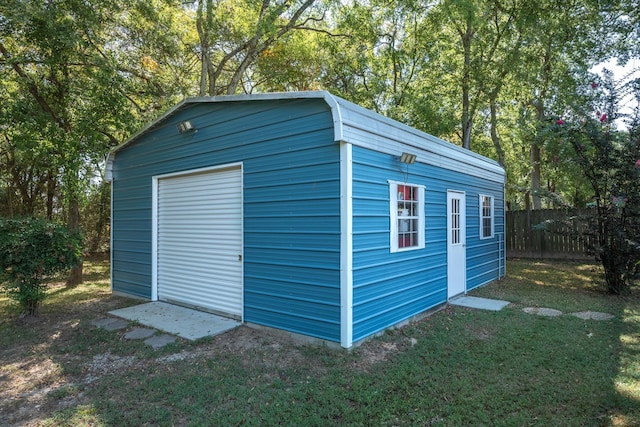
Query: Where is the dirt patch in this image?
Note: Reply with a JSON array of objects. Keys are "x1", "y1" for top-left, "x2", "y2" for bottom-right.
[
  {"x1": 465, "y1": 324, "x2": 495, "y2": 340},
  {"x1": 1, "y1": 265, "x2": 429, "y2": 426},
  {"x1": 356, "y1": 341, "x2": 400, "y2": 366},
  {"x1": 84, "y1": 352, "x2": 138, "y2": 384},
  {"x1": 2, "y1": 357, "x2": 64, "y2": 402},
  {"x1": 0, "y1": 289, "x2": 133, "y2": 426},
  {"x1": 156, "y1": 351, "x2": 198, "y2": 364},
  {"x1": 351, "y1": 335, "x2": 418, "y2": 373},
  {"x1": 1, "y1": 325, "x2": 291, "y2": 425},
  {"x1": 1, "y1": 354, "x2": 70, "y2": 426}
]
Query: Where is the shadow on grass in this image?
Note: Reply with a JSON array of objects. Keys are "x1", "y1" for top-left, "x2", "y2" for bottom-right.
[
  {"x1": 472, "y1": 259, "x2": 622, "y2": 313},
  {"x1": 0, "y1": 286, "x2": 168, "y2": 426},
  {"x1": 1, "y1": 259, "x2": 639, "y2": 426},
  {"x1": 472, "y1": 259, "x2": 640, "y2": 425},
  {"x1": 610, "y1": 302, "x2": 640, "y2": 425}
]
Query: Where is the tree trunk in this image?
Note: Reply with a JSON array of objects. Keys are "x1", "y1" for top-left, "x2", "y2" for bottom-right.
[
  {"x1": 489, "y1": 96, "x2": 506, "y2": 167},
  {"x1": 530, "y1": 144, "x2": 542, "y2": 209},
  {"x1": 529, "y1": 46, "x2": 552, "y2": 211},
  {"x1": 46, "y1": 169, "x2": 56, "y2": 219},
  {"x1": 89, "y1": 182, "x2": 110, "y2": 253},
  {"x1": 460, "y1": 18, "x2": 474, "y2": 150},
  {"x1": 196, "y1": 0, "x2": 213, "y2": 96},
  {"x1": 195, "y1": 0, "x2": 316, "y2": 96},
  {"x1": 67, "y1": 197, "x2": 83, "y2": 286}
]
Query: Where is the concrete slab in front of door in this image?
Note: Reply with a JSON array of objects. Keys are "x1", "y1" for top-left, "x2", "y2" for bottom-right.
[
  {"x1": 449, "y1": 296, "x2": 510, "y2": 311},
  {"x1": 109, "y1": 301, "x2": 240, "y2": 340}
]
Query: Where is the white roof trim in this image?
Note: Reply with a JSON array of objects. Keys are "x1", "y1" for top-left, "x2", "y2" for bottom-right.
[
  {"x1": 330, "y1": 95, "x2": 504, "y2": 182},
  {"x1": 105, "y1": 91, "x2": 343, "y2": 182},
  {"x1": 105, "y1": 91, "x2": 504, "y2": 184}
]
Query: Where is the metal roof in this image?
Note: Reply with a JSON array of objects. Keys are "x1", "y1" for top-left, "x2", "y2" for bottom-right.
[{"x1": 106, "y1": 91, "x2": 505, "y2": 183}]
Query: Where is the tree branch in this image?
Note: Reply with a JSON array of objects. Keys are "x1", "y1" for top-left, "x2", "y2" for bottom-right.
[{"x1": 0, "y1": 41, "x2": 70, "y2": 132}]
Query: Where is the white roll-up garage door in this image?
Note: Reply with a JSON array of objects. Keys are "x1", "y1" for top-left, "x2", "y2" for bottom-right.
[{"x1": 157, "y1": 166, "x2": 243, "y2": 318}]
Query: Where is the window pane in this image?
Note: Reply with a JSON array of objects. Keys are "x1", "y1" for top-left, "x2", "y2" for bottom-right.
[
  {"x1": 394, "y1": 184, "x2": 422, "y2": 250},
  {"x1": 483, "y1": 218, "x2": 491, "y2": 236},
  {"x1": 481, "y1": 196, "x2": 493, "y2": 238},
  {"x1": 450, "y1": 197, "x2": 460, "y2": 245}
]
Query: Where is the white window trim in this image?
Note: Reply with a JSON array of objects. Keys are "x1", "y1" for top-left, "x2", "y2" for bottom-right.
[
  {"x1": 389, "y1": 180, "x2": 425, "y2": 252},
  {"x1": 479, "y1": 194, "x2": 494, "y2": 239}
]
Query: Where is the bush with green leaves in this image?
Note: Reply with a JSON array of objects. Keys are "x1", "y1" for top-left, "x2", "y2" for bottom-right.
[
  {"x1": 543, "y1": 75, "x2": 640, "y2": 294},
  {"x1": 0, "y1": 217, "x2": 82, "y2": 315}
]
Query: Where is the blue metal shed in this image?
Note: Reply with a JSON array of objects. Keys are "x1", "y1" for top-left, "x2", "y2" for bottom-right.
[{"x1": 106, "y1": 91, "x2": 506, "y2": 348}]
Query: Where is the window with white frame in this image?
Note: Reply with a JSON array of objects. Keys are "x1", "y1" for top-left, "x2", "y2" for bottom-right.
[
  {"x1": 389, "y1": 181, "x2": 425, "y2": 252},
  {"x1": 480, "y1": 195, "x2": 494, "y2": 239}
]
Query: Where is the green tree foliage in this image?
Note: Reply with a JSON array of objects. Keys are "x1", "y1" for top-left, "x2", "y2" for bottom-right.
[
  {"x1": 0, "y1": 217, "x2": 82, "y2": 315},
  {"x1": 0, "y1": 0, "x2": 638, "y2": 259},
  {"x1": 508, "y1": 0, "x2": 635, "y2": 210},
  {"x1": 0, "y1": 0, "x2": 194, "y2": 262},
  {"x1": 317, "y1": 0, "x2": 460, "y2": 136},
  {"x1": 543, "y1": 75, "x2": 640, "y2": 293},
  {"x1": 195, "y1": 0, "x2": 323, "y2": 95},
  {"x1": 317, "y1": 0, "x2": 617, "y2": 211}
]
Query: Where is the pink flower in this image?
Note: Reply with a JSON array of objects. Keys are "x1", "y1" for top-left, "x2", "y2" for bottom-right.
[
  {"x1": 590, "y1": 82, "x2": 598, "y2": 89},
  {"x1": 600, "y1": 114, "x2": 607, "y2": 122},
  {"x1": 556, "y1": 119, "x2": 564, "y2": 125},
  {"x1": 612, "y1": 196, "x2": 627, "y2": 207},
  {"x1": 635, "y1": 159, "x2": 640, "y2": 169},
  {"x1": 553, "y1": 155, "x2": 559, "y2": 163}
]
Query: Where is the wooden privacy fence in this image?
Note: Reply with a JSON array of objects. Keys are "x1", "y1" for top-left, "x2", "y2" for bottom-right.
[{"x1": 506, "y1": 209, "x2": 597, "y2": 260}]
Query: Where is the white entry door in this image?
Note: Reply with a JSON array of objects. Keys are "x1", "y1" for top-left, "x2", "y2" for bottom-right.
[
  {"x1": 447, "y1": 190, "x2": 466, "y2": 298},
  {"x1": 156, "y1": 166, "x2": 243, "y2": 319}
]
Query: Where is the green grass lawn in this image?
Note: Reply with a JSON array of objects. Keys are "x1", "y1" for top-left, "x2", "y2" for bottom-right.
[{"x1": 1, "y1": 259, "x2": 638, "y2": 426}]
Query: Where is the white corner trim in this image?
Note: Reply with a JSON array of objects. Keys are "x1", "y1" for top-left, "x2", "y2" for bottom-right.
[
  {"x1": 105, "y1": 152, "x2": 115, "y2": 182},
  {"x1": 109, "y1": 179, "x2": 114, "y2": 293},
  {"x1": 151, "y1": 176, "x2": 158, "y2": 301},
  {"x1": 340, "y1": 142, "x2": 353, "y2": 348}
]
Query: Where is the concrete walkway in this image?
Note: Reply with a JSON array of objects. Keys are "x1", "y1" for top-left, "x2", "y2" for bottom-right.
[
  {"x1": 109, "y1": 301, "x2": 241, "y2": 340},
  {"x1": 450, "y1": 295, "x2": 510, "y2": 311}
]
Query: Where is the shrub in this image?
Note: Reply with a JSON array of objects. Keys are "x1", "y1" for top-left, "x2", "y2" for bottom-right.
[
  {"x1": 0, "y1": 217, "x2": 82, "y2": 315},
  {"x1": 573, "y1": 122, "x2": 640, "y2": 294},
  {"x1": 543, "y1": 75, "x2": 640, "y2": 294}
]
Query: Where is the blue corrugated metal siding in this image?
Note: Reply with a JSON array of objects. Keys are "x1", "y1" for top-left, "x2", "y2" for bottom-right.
[
  {"x1": 243, "y1": 132, "x2": 341, "y2": 341},
  {"x1": 111, "y1": 92, "x2": 506, "y2": 346},
  {"x1": 464, "y1": 184, "x2": 505, "y2": 291},
  {"x1": 111, "y1": 175, "x2": 153, "y2": 298},
  {"x1": 351, "y1": 146, "x2": 504, "y2": 342},
  {"x1": 111, "y1": 99, "x2": 341, "y2": 341}
]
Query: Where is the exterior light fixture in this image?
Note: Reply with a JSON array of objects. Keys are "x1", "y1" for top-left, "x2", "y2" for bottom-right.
[
  {"x1": 399, "y1": 152, "x2": 417, "y2": 164},
  {"x1": 177, "y1": 120, "x2": 195, "y2": 134}
]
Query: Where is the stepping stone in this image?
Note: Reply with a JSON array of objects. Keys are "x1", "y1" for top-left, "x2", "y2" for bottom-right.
[
  {"x1": 103, "y1": 319, "x2": 130, "y2": 331},
  {"x1": 450, "y1": 296, "x2": 510, "y2": 311},
  {"x1": 523, "y1": 307, "x2": 563, "y2": 317},
  {"x1": 124, "y1": 328, "x2": 156, "y2": 340},
  {"x1": 145, "y1": 334, "x2": 176, "y2": 349},
  {"x1": 92, "y1": 317, "x2": 130, "y2": 331},
  {"x1": 571, "y1": 311, "x2": 614, "y2": 320},
  {"x1": 92, "y1": 317, "x2": 118, "y2": 328}
]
